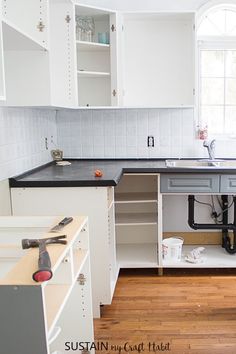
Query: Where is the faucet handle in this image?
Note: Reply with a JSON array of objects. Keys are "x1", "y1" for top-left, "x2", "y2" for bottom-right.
[
  {"x1": 203, "y1": 139, "x2": 216, "y2": 147},
  {"x1": 203, "y1": 140, "x2": 209, "y2": 147}
]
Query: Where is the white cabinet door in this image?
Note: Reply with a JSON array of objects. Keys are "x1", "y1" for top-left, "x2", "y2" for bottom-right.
[
  {"x1": 2, "y1": 0, "x2": 48, "y2": 48},
  {"x1": 0, "y1": 19, "x2": 5, "y2": 100},
  {"x1": 49, "y1": 0, "x2": 78, "y2": 107},
  {"x1": 123, "y1": 13, "x2": 195, "y2": 107}
]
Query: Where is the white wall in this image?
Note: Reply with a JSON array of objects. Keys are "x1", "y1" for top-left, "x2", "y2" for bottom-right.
[
  {"x1": 56, "y1": 108, "x2": 236, "y2": 159},
  {"x1": 79, "y1": 0, "x2": 208, "y2": 12}
]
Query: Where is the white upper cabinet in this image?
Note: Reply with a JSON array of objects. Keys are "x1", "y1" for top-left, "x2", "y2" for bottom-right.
[
  {"x1": 75, "y1": 3, "x2": 121, "y2": 107},
  {"x1": 0, "y1": 3, "x2": 196, "y2": 108},
  {"x1": 122, "y1": 13, "x2": 195, "y2": 107},
  {"x1": 1, "y1": 0, "x2": 78, "y2": 107},
  {"x1": 2, "y1": 0, "x2": 48, "y2": 49}
]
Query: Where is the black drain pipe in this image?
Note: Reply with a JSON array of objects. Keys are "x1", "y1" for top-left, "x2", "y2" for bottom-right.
[
  {"x1": 188, "y1": 195, "x2": 236, "y2": 254},
  {"x1": 224, "y1": 196, "x2": 236, "y2": 254}
]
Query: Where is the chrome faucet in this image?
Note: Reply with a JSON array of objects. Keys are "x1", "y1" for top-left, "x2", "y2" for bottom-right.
[{"x1": 203, "y1": 139, "x2": 216, "y2": 160}]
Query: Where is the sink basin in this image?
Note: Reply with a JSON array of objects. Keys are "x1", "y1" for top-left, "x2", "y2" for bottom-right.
[{"x1": 165, "y1": 159, "x2": 236, "y2": 168}]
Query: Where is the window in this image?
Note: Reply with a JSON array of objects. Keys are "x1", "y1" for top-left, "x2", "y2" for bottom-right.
[{"x1": 197, "y1": 5, "x2": 236, "y2": 136}]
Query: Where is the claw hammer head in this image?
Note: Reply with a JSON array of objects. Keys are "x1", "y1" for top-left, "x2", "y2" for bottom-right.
[{"x1": 22, "y1": 235, "x2": 67, "y2": 249}]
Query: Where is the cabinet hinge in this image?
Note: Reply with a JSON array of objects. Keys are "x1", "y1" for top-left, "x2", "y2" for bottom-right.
[
  {"x1": 37, "y1": 21, "x2": 45, "y2": 32},
  {"x1": 112, "y1": 89, "x2": 117, "y2": 97},
  {"x1": 193, "y1": 88, "x2": 195, "y2": 95},
  {"x1": 65, "y1": 15, "x2": 71, "y2": 23},
  {"x1": 122, "y1": 25, "x2": 124, "y2": 31},
  {"x1": 111, "y1": 24, "x2": 116, "y2": 32},
  {"x1": 77, "y1": 273, "x2": 86, "y2": 285},
  {"x1": 193, "y1": 24, "x2": 196, "y2": 31}
]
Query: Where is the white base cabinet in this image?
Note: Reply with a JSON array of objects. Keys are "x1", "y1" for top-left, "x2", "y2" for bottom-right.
[
  {"x1": 115, "y1": 173, "x2": 162, "y2": 268},
  {"x1": 11, "y1": 186, "x2": 119, "y2": 318},
  {"x1": 0, "y1": 216, "x2": 94, "y2": 354}
]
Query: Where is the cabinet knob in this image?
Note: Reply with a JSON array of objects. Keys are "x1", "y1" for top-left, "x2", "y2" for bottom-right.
[{"x1": 112, "y1": 89, "x2": 117, "y2": 97}]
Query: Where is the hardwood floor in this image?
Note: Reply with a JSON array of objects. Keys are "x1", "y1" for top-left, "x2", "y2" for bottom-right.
[{"x1": 94, "y1": 269, "x2": 236, "y2": 354}]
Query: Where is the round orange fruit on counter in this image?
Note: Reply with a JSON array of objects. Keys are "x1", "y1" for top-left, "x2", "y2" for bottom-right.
[{"x1": 94, "y1": 169, "x2": 103, "y2": 177}]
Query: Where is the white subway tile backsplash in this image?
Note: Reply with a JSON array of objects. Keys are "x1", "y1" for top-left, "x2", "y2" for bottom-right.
[
  {"x1": 105, "y1": 145, "x2": 115, "y2": 157},
  {"x1": 53, "y1": 107, "x2": 236, "y2": 160},
  {"x1": 2, "y1": 105, "x2": 236, "y2": 181},
  {"x1": 56, "y1": 108, "x2": 198, "y2": 159},
  {"x1": 0, "y1": 107, "x2": 57, "y2": 182}
]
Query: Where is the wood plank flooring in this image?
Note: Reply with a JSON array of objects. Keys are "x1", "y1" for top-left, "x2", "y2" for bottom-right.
[{"x1": 94, "y1": 269, "x2": 236, "y2": 354}]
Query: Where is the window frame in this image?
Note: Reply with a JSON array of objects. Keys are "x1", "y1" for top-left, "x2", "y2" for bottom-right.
[{"x1": 196, "y1": 2, "x2": 236, "y2": 139}]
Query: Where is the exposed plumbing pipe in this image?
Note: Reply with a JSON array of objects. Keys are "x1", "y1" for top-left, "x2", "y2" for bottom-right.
[{"x1": 188, "y1": 195, "x2": 236, "y2": 254}]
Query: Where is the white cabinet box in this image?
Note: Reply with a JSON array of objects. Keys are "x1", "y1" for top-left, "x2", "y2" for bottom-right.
[
  {"x1": 75, "y1": 3, "x2": 122, "y2": 107},
  {"x1": 11, "y1": 186, "x2": 119, "y2": 318},
  {"x1": 1, "y1": 0, "x2": 78, "y2": 107},
  {"x1": 0, "y1": 215, "x2": 94, "y2": 354}
]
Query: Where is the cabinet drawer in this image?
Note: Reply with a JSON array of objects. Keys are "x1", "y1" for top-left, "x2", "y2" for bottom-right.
[
  {"x1": 220, "y1": 175, "x2": 236, "y2": 193},
  {"x1": 160, "y1": 174, "x2": 220, "y2": 193}
]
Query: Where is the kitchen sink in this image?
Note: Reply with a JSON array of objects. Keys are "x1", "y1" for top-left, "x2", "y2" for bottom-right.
[{"x1": 165, "y1": 159, "x2": 236, "y2": 168}]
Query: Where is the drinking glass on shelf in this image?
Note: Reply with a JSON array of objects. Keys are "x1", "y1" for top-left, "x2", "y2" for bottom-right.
[
  {"x1": 75, "y1": 16, "x2": 84, "y2": 41},
  {"x1": 76, "y1": 16, "x2": 95, "y2": 42},
  {"x1": 85, "y1": 17, "x2": 95, "y2": 42}
]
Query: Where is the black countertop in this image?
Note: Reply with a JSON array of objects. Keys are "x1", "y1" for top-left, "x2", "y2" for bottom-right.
[{"x1": 9, "y1": 159, "x2": 236, "y2": 188}]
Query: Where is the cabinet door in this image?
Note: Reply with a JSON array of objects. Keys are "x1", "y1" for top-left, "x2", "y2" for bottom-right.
[
  {"x1": 123, "y1": 13, "x2": 195, "y2": 107},
  {"x1": 161, "y1": 174, "x2": 220, "y2": 193},
  {"x1": 220, "y1": 175, "x2": 236, "y2": 193},
  {"x1": 110, "y1": 12, "x2": 123, "y2": 106},
  {"x1": 2, "y1": 0, "x2": 48, "y2": 48},
  {"x1": 0, "y1": 19, "x2": 6, "y2": 100},
  {"x1": 49, "y1": 0, "x2": 78, "y2": 107}
]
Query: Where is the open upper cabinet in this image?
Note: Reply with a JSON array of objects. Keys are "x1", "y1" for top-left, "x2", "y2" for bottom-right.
[{"x1": 75, "y1": 3, "x2": 121, "y2": 107}]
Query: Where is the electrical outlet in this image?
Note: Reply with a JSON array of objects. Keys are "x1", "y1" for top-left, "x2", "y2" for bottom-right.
[
  {"x1": 45, "y1": 137, "x2": 48, "y2": 150},
  {"x1": 147, "y1": 136, "x2": 155, "y2": 147}
]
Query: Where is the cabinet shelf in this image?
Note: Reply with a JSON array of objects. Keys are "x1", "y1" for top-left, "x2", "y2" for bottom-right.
[
  {"x1": 162, "y1": 245, "x2": 236, "y2": 268},
  {"x1": 77, "y1": 40, "x2": 110, "y2": 51},
  {"x1": 2, "y1": 20, "x2": 48, "y2": 51},
  {"x1": 77, "y1": 70, "x2": 110, "y2": 78},
  {"x1": 115, "y1": 213, "x2": 157, "y2": 225},
  {"x1": 117, "y1": 243, "x2": 158, "y2": 268},
  {"x1": 115, "y1": 192, "x2": 157, "y2": 204}
]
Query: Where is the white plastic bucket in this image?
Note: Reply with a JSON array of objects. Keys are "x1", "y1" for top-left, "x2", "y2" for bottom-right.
[{"x1": 162, "y1": 237, "x2": 184, "y2": 262}]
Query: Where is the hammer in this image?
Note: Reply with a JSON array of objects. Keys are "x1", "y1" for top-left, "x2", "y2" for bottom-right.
[{"x1": 22, "y1": 235, "x2": 67, "y2": 282}]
